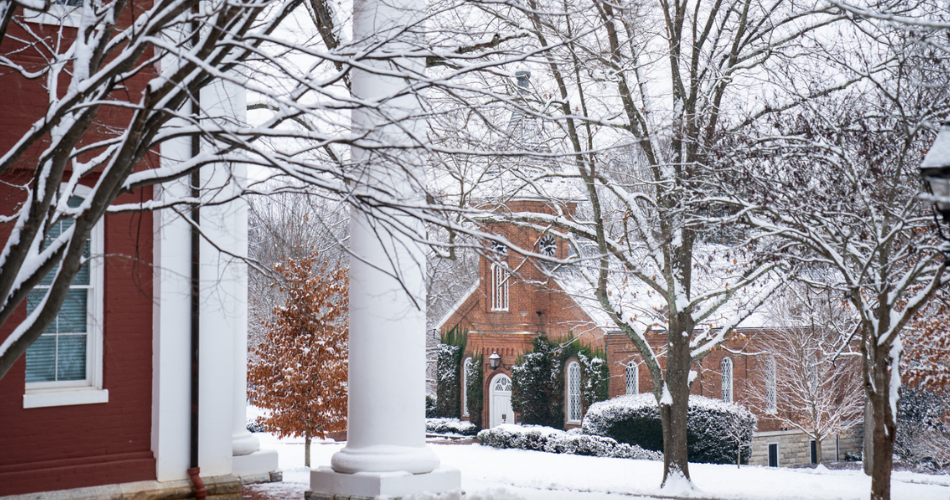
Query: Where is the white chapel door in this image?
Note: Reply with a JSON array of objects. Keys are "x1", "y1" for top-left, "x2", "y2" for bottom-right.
[{"x1": 490, "y1": 373, "x2": 513, "y2": 427}]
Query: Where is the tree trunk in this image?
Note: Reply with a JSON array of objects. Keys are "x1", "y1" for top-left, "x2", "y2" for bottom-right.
[
  {"x1": 863, "y1": 394, "x2": 874, "y2": 475},
  {"x1": 815, "y1": 437, "x2": 822, "y2": 465},
  {"x1": 660, "y1": 326, "x2": 692, "y2": 487},
  {"x1": 305, "y1": 434, "x2": 312, "y2": 468},
  {"x1": 869, "y1": 347, "x2": 896, "y2": 500}
]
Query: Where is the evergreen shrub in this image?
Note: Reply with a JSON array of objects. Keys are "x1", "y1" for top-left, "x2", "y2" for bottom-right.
[
  {"x1": 583, "y1": 394, "x2": 757, "y2": 465},
  {"x1": 434, "y1": 326, "x2": 467, "y2": 418},
  {"x1": 510, "y1": 334, "x2": 610, "y2": 429},
  {"x1": 511, "y1": 336, "x2": 564, "y2": 428},
  {"x1": 466, "y1": 352, "x2": 484, "y2": 429}
]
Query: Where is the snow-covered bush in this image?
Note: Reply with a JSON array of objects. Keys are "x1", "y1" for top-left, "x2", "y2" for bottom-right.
[
  {"x1": 578, "y1": 352, "x2": 610, "y2": 408},
  {"x1": 434, "y1": 327, "x2": 467, "y2": 418},
  {"x1": 510, "y1": 334, "x2": 610, "y2": 429},
  {"x1": 477, "y1": 424, "x2": 661, "y2": 461},
  {"x1": 426, "y1": 418, "x2": 478, "y2": 436},
  {"x1": 896, "y1": 386, "x2": 950, "y2": 470},
  {"x1": 583, "y1": 394, "x2": 756, "y2": 464},
  {"x1": 465, "y1": 353, "x2": 484, "y2": 429},
  {"x1": 511, "y1": 337, "x2": 564, "y2": 428},
  {"x1": 425, "y1": 395, "x2": 437, "y2": 418}
]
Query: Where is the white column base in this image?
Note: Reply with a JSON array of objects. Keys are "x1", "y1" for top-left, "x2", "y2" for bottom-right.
[
  {"x1": 232, "y1": 449, "x2": 279, "y2": 481},
  {"x1": 309, "y1": 466, "x2": 460, "y2": 500}
]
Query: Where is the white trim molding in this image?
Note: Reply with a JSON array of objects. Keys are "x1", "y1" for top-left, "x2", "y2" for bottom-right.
[{"x1": 23, "y1": 184, "x2": 107, "y2": 408}]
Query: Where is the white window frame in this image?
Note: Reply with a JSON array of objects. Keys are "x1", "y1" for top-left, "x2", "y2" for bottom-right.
[
  {"x1": 625, "y1": 361, "x2": 638, "y2": 395},
  {"x1": 490, "y1": 263, "x2": 509, "y2": 311},
  {"x1": 462, "y1": 357, "x2": 472, "y2": 417},
  {"x1": 24, "y1": 184, "x2": 107, "y2": 408},
  {"x1": 765, "y1": 355, "x2": 777, "y2": 414},
  {"x1": 566, "y1": 360, "x2": 582, "y2": 424},
  {"x1": 721, "y1": 357, "x2": 733, "y2": 403}
]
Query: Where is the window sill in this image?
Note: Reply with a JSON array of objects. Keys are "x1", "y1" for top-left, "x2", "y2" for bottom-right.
[{"x1": 24, "y1": 387, "x2": 109, "y2": 408}]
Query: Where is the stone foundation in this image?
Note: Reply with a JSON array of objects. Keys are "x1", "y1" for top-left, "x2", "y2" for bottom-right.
[
  {"x1": 0, "y1": 474, "x2": 243, "y2": 500},
  {"x1": 749, "y1": 426, "x2": 863, "y2": 467}
]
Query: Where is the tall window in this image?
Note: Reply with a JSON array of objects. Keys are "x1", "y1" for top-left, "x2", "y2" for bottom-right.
[
  {"x1": 462, "y1": 357, "x2": 472, "y2": 417},
  {"x1": 765, "y1": 355, "x2": 777, "y2": 413},
  {"x1": 491, "y1": 264, "x2": 509, "y2": 311},
  {"x1": 23, "y1": 189, "x2": 106, "y2": 408},
  {"x1": 721, "y1": 357, "x2": 733, "y2": 403},
  {"x1": 625, "y1": 361, "x2": 639, "y2": 395},
  {"x1": 567, "y1": 361, "x2": 582, "y2": 423}
]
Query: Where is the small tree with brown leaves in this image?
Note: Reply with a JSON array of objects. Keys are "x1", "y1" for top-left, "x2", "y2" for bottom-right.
[{"x1": 249, "y1": 253, "x2": 348, "y2": 466}]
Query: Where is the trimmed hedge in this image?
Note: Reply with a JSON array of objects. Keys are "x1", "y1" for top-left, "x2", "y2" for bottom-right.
[
  {"x1": 583, "y1": 394, "x2": 756, "y2": 465},
  {"x1": 477, "y1": 424, "x2": 661, "y2": 461}
]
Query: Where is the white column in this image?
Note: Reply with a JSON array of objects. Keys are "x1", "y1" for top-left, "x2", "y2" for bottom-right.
[{"x1": 311, "y1": 0, "x2": 459, "y2": 494}]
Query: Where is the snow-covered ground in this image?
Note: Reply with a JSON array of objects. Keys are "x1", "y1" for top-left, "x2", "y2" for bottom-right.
[{"x1": 252, "y1": 429, "x2": 950, "y2": 500}]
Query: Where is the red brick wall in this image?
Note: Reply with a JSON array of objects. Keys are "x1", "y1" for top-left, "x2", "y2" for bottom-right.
[
  {"x1": 442, "y1": 200, "x2": 789, "y2": 432},
  {"x1": 606, "y1": 329, "x2": 786, "y2": 432},
  {"x1": 0, "y1": 187, "x2": 156, "y2": 496}
]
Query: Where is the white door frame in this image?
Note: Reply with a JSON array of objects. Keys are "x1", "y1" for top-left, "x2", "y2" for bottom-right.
[{"x1": 489, "y1": 373, "x2": 513, "y2": 427}]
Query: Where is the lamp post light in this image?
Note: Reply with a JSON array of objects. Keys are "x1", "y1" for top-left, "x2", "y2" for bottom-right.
[
  {"x1": 489, "y1": 351, "x2": 501, "y2": 370},
  {"x1": 921, "y1": 122, "x2": 950, "y2": 225}
]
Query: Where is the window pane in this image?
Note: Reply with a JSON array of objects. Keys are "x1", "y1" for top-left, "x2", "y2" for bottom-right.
[
  {"x1": 26, "y1": 290, "x2": 58, "y2": 334},
  {"x1": 56, "y1": 335, "x2": 87, "y2": 380},
  {"x1": 25, "y1": 335, "x2": 56, "y2": 382},
  {"x1": 58, "y1": 290, "x2": 88, "y2": 333}
]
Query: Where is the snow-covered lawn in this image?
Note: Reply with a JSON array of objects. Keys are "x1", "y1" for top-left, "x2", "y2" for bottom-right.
[{"x1": 254, "y1": 431, "x2": 950, "y2": 500}]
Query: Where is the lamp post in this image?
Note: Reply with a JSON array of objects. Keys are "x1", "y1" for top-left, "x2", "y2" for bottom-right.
[{"x1": 920, "y1": 122, "x2": 950, "y2": 226}]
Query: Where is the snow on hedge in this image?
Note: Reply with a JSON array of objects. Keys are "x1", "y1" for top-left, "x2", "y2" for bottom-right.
[
  {"x1": 583, "y1": 393, "x2": 756, "y2": 464},
  {"x1": 426, "y1": 418, "x2": 478, "y2": 436},
  {"x1": 477, "y1": 424, "x2": 661, "y2": 461}
]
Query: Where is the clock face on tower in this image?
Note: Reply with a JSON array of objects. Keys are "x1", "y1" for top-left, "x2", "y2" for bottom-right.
[{"x1": 539, "y1": 235, "x2": 556, "y2": 257}]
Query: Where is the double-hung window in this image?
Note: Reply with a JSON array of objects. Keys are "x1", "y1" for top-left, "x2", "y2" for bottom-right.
[{"x1": 23, "y1": 188, "x2": 106, "y2": 408}]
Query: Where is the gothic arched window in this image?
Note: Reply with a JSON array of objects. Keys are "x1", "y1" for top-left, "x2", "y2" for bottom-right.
[
  {"x1": 765, "y1": 355, "x2": 777, "y2": 413},
  {"x1": 721, "y1": 357, "x2": 733, "y2": 403},
  {"x1": 491, "y1": 264, "x2": 508, "y2": 311},
  {"x1": 567, "y1": 361, "x2": 582, "y2": 423},
  {"x1": 625, "y1": 361, "x2": 639, "y2": 395}
]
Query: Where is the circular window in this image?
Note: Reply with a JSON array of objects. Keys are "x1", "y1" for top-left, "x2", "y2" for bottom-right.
[
  {"x1": 539, "y1": 235, "x2": 556, "y2": 257},
  {"x1": 491, "y1": 241, "x2": 508, "y2": 255}
]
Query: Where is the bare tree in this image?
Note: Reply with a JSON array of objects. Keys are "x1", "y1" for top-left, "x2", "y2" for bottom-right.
[
  {"x1": 727, "y1": 25, "x2": 950, "y2": 499},
  {"x1": 752, "y1": 283, "x2": 863, "y2": 464},
  {"x1": 0, "y1": 0, "x2": 554, "y2": 379},
  {"x1": 442, "y1": 0, "x2": 853, "y2": 488}
]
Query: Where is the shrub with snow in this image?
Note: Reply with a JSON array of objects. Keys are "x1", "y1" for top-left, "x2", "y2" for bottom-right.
[
  {"x1": 896, "y1": 386, "x2": 950, "y2": 470},
  {"x1": 477, "y1": 424, "x2": 661, "y2": 461},
  {"x1": 583, "y1": 394, "x2": 756, "y2": 465},
  {"x1": 434, "y1": 327, "x2": 467, "y2": 419},
  {"x1": 426, "y1": 418, "x2": 478, "y2": 436}
]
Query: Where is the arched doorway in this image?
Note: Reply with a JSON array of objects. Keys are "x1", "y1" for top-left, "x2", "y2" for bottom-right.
[{"x1": 489, "y1": 373, "x2": 513, "y2": 427}]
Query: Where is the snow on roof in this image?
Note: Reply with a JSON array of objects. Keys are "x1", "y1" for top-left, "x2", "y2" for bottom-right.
[
  {"x1": 434, "y1": 281, "x2": 480, "y2": 332},
  {"x1": 922, "y1": 124, "x2": 950, "y2": 169},
  {"x1": 550, "y1": 244, "x2": 783, "y2": 332}
]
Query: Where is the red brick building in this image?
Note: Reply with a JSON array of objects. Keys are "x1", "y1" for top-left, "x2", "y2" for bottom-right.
[
  {"x1": 436, "y1": 198, "x2": 863, "y2": 465},
  {"x1": 0, "y1": 8, "x2": 276, "y2": 498}
]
